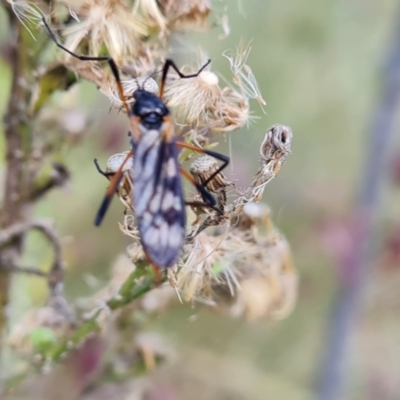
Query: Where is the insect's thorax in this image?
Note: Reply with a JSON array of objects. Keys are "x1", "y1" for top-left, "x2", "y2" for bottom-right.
[{"x1": 131, "y1": 89, "x2": 170, "y2": 131}]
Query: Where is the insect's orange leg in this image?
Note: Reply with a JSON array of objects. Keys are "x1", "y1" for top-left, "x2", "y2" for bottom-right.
[{"x1": 94, "y1": 150, "x2": 133, "y2": 226}]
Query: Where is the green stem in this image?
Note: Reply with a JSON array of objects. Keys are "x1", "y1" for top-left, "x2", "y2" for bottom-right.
[{"x1": 48, "y1": 267, "x2": 157, "y2": 362}]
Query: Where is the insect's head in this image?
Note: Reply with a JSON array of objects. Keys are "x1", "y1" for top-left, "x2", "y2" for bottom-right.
[{"x1": 131, "y1": 89, "x2": 169, "y2": 130}]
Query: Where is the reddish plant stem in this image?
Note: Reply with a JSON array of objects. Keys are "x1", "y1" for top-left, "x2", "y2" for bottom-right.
[{"x1": 316, "y1": 11, "x2": 400, "y2": 400}]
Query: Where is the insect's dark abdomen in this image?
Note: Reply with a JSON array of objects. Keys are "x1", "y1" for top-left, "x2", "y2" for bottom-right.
[{"x1": 131, "y1": 130, "x2": 185, "y2": 268}]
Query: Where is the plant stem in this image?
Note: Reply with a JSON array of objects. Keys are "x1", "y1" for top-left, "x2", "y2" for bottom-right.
[
  {"x1": 48, "y1": 269, "x2": 156, "y2": 363},
  {"x1": 0, "y1": 9, "x2": 30, "y2": 357},
  {"x1": 316, "y1": 10, "x2": 400, "y2": 400}
]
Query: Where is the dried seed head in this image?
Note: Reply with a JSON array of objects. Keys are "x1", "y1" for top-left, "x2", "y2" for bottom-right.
[
  {"x1": 101, "y1": 152, "x2": 134, "y2": 212},
  {"x1": 57, "y1": 0, "x2": 147, "y2": 63},
  {"x1": 235, "y1": 202, "x2": 272, "y2": 232},
  {"x1": 190, "y1": 155, "x2": 233, "y2": 206},
  {"x1": 228, "y1": 124, "x2": 293, "y2": 214},
  {"x1": 126, "y1": 239, "x2": 145, "y2": 261},
  {"x1": 177, "y1": 219, "x2": 297, "y2": 321},
  {"x1": 9, "y1": 0, "x2": 44, "y2": 40},
  {"x1": 233, "y1": 260, "x2": 298, "y2": 321},
  {"x1": 211, "y1": 87, "x2": 251, "y2": 132},
  {"x1": 177, "y1": 233, "x2": 222, "y2": 303},
  {"x1": 120, "y1": 50, "x2": 161, "y2": 78},
  {"x1": 164, "y1": 66, "x2": 251, "y2": 132},
  {"x1": 133, "y1": 0, "x2": 167, "y2": 31},
  {"x1": 109, "y1": 125, "x2": 296, "y2": 320},
  {"x1": 164, "y1": 68, "x2": 221, "y2": 126},
  {"x1": 158, "y1": 0, "x2": 212, "y2": 31},
  {"x1": 260, "y1": 124, "x2": 293, "y2": 161},
  {"x1": 106, "y1": 151, "x2": 134, "y2": 174},
  {"x1": 186, "y1": 153, "x2": 233, "y2": 230},
  {"x1": 110, "y1": 76, "x2": 159, "y2": 108},
  {"x1": 223, "y1": 41, "x2": 266, "y2": 106}
]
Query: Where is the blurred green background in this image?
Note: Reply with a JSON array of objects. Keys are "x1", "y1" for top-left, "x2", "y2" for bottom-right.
[{"x1": 1, "y1": 0, "x2": 400, "y2": 399}]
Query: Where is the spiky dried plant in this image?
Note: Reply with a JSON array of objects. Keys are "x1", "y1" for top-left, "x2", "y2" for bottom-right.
[
  {"x1": 3, "y1": 0, "x2": 297, "y2": 385},
  {"x1": 120, "y1": 124, "x2": 296, "y2": 320},
  {"x1": 14, "y1": 0, "x2": 295, "y2": 312}
]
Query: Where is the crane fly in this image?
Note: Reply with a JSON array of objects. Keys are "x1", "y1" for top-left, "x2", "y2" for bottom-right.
[{"x1": 43, "y1": 17, "x2": 229, "y2": 269}]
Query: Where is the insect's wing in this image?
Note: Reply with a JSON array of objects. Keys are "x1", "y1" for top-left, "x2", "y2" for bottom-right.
[{"x1": 132, "y1": 130, "x2": 185, "y2": 268}]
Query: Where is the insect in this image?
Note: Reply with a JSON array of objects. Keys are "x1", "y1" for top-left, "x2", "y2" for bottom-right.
[{"x1": 43, "y1": 17, "x2": 229, "y2": 269}]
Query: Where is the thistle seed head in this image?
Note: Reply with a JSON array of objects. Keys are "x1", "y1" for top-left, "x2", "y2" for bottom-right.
[
  {"x1": 57, "y1": 0, "x2": 147, "y2": 63},
  {"x1": 190, "y1": 155, "x2": 233, "y2": 207}
]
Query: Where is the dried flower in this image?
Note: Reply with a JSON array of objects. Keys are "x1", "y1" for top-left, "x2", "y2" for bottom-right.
[
  {"x1": 8, "y1": 0, "x2": 44, "y2": 40},
  {"x1": 176, "y1": 203, "x2": 298, "y2": 320},
  {"x1": 111, "y1": 123, "x2": 294, "y2": 320},
  {"x1": 228, "y1": 124, "x2": 293, "y2": 213},
  {"x1": 164, "y1": 65, "x2": 251, "y2": 131},
  {"x1": 164, "y1": 66, "x2": 221, "y2": 125},
  {"x1": 110, "y1": 76, "x2": 159, "y2": 108},
  {"x1": 2, "y1": 0, "x2": 301, "y2": 384},
  {"x1": 122, "y1": 219, "x2": 141, "y2": 243},
  {"x1": 158, "y1": 0, "x2": 212, "y2": 31},
  {"x1": 95, "y1": 151, "x2": 135, "y2": 213},
  {"x1": 133, "y1": 0, "x2": 167, "y2": 31},
  {"x1": 55, "y1": 0, "x2": 147, "y2": 63},
  {"x1": 218, "y1": 12, "x2": 230, "y2": 40},
  {"x1": 211, "y1": 87, "x2": 251, "y2": 132},
  {"x1": 190, "y1": 155, "x2": 233, "y2": 207},
  {"x1": 223, "y1": 41, "x2": 266, "y2": 106}
]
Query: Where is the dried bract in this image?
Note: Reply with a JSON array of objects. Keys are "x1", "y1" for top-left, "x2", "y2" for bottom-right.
[
  {"x1": 223, "y1": 41, "x2": 266, "y2": 106},
  {"x1": 9, "y1": 0, "x2": 44, "y2": 40},
  {"x1": 164, "y1": 67, "x2": 251, "y2": 131},
  {"x1": 98, "y1": 152, "x2": 135, "y2": 213},
  {"x1": 133, "y1": 0, "x2": 167, "y2": 31},
  {"x1": 56, "y1": 0, "x2": 147, "y2": 63},
  {"x1": 110, "y1": 76, "x2": 159, "y2": 108},
  {"x1": 176, "y1": 203, "x2": 297, "y2": 320},
  {"x1": 228, "y1": 124, "x2": 293, "y2": 213},
  {"x1": 190, "y1": 155, "x2": 233, "y2": 207},
  {"x1": 158, "y1": 0, "x2": 212, "y2": 31},
  {"x1": 212, "y1": 87, "x2": 251, "y2": 132},
  {"x1": 164, "y1": 68, "x2": 221, "y2": 126},
  {"x1": 111, "y1": 123, "x2": 294, "y2": 321}
]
